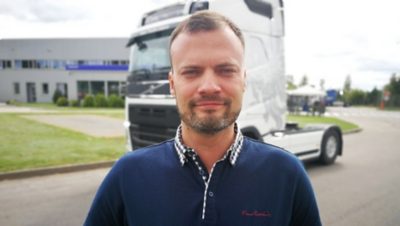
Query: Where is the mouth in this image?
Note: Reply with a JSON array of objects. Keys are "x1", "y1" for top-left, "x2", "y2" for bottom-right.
[
  {"x1": 194, "y1": 102, "x2": 225, "y2": 111},
  {"x1": 189, "y1": 96, "x2": 230, "y2": 111},
  {"x1": 195, "y1": 101, "x2": 225, "y2": 107}
]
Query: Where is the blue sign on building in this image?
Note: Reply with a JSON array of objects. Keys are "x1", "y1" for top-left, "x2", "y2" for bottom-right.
[{"x1": 65, "y1": 65, "x2": 128, "y2": 71}]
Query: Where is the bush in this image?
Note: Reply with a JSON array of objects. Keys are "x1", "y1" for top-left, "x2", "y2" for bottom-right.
[
  {"x1": 69, "y1": 100, "x2": 80, "y2": 107},
  {"x1": 56, "y1": 97, "x2": 68, "y2": 107},
  {"x1": 82, "y1": 95, "x2": 95, "y2": 107},
  {"x1": 6, "y1": 99, "x2": 17, "y2": 105},
  {"x1": 95, "y1": 94, "x2": 108, "y2": 107},
  {"x1": 108, "y1": 95, "x2": 124, "y2": 108},
  {"x1": 52, "y1": 89, "x2": 63, "y2": 104}
]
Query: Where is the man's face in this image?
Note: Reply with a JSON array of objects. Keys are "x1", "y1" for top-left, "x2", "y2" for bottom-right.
[{"x1": 169, "y1": 27, "x2": 246, "y2": 134}]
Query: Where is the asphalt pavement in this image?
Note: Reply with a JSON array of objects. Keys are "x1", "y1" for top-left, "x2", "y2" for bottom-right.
[
  {"x1": 307, "y1": 108, "x2": 400, "y2": 226},
  {"x1": 1, "y1": 107, "x2": 400, "y2": 226}
]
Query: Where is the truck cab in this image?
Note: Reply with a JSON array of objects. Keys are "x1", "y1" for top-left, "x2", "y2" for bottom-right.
[{"x1": 124, "y1": 0, "x2": 342, "y2": 164}]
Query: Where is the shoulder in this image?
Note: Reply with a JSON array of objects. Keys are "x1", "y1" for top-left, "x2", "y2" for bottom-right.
[
  {"x1": 113, "y1": 139, "x2": 177, "y2": 171},
  {"x1": 125, "y1": 139, "x2": 174, "y2": 159},
  {"x1": 242, "y1": 137, "x2": 298, "y2": 162},
  {"x1": 240, "y1": 137, "x2": 303, "y2": 173}
]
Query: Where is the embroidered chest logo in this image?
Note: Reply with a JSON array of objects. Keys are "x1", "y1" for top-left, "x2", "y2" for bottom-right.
[{"x1": 241, "y1": 210, "x2": 272, "y2": 218}]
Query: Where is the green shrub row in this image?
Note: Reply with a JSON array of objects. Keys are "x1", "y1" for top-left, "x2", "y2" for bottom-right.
[{"x1": 55, "y1": 94, "x2": 124, "y2": 108}]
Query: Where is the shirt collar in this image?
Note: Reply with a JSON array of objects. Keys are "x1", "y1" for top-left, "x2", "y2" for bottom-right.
[{"x1": 174, "y1": 123, "x2": 244, "y2": 166}]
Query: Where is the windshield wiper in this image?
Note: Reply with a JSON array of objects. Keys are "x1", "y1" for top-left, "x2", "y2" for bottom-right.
[
  {"x1": 128, "y1": 68, "x2": 151, "y2": 82},
  {"x1": 153, "y1": 66, "x2": 171, "y2": 72}
]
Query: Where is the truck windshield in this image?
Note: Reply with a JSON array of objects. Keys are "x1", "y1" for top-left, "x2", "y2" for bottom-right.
[
  {"x1": 126, "y1": 29, "x2": 173, "y2": 96},
  {"x1": 128, "y1": 29, "x2": 172, "y2": 82}
]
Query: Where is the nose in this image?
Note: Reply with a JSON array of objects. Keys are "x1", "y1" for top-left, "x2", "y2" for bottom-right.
[{"x1": 197, "y1": 69, "x2": 221, "y2": 95}]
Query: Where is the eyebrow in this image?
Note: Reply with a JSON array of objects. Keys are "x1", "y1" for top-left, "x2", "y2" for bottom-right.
[
  {"x1": 177, "y1": 62, "x2": 240, "y2": 73},
  {"x1": 215, "y1": 63, "x2": 238, "y2": 68},
  {"x1": 178, "y1": 65, "x2": 201, "y2": 71}
]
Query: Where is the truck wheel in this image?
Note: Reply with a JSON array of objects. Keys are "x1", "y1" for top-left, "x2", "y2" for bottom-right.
[{"x1": 319, "y1": 129, "x2": 339, "y2": 165}]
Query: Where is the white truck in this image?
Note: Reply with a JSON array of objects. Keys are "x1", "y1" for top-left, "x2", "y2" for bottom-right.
[{"x1": 124, "y1": 0, "x2": 343, "y2": 164}]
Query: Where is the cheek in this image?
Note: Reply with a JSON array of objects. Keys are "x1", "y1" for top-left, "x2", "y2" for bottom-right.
[
  {"x1": 222, "y1": 81, "x2": 245, "y2": 98},
  {"x1": 174, "y1": 83, "x2": 195, "y2": 107},
  {"x1": 175, "y1": 80, "x2": 197, "y2": 97}
]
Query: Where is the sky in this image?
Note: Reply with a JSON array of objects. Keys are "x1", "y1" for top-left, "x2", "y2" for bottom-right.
[{"x1": 1, "y1": 0, "x2": 399, "y2": 91}]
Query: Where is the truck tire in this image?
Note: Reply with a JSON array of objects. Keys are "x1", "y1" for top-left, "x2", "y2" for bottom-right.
[{"x1": 319, "y1": 129, "x2": 340, "y2": 165}]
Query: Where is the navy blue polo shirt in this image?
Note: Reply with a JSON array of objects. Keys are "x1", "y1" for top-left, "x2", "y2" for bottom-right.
[{"x1": 84, "y1": 137, "x2": 321, "y2": 226}]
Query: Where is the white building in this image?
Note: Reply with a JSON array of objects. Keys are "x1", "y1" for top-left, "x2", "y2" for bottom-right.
[{"x1": 0, "y1": 38, "x2": 129, "y2": 103}]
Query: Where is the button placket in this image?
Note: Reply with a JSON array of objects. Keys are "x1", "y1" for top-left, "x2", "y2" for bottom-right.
[{"x1": 202, "y1": 161, "x2": 223, "y2": 224}]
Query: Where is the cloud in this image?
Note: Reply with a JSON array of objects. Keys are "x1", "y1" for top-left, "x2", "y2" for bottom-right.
[
  {"x1": 284, "y1": 0, "x2": 400, "y2": 90},
  {"x1": 357, "y1": 57, "x2": 400, "y2": 73},
  {"x1": 0, "y1": 0, "x2": 90, "y2": 22}
]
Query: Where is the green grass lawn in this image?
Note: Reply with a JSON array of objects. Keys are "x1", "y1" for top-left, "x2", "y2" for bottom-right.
[
  {"x1": 13, "y1": 102, "x2": 125, "y2": 119},
  {"x1": 287, "y1": 114, "x2": 359, "y2": 132},
  {"x1": 0, "y1": 103, "x2": 360, "y2": 173},
  {"x1": 381, "y1": 107, "x2": 400, "y2": 111},
  {"x1": 0, "y1": 113, "x2": 125, "y2": 172}
]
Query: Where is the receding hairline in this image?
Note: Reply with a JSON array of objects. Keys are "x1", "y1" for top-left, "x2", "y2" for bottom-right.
[{"x1": 169, "y1": 11, "x2": 245, "y2": 50}]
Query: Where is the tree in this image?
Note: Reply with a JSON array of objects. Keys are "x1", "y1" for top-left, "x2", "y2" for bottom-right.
[
  {"x1": 342, "y1": 75, "x2": 352, "y2": 104},
  {"x1": 347, "y1": 89, "x2": 366, "y2": 105},
  {"x1": 287, "y1": 82, "x2": 297, "y2": 90},
  {"x1": 384, "y1": 73, "x2": 400, "y2": 107},
  {"x1": 299, "y1": 74, "x2": 308, "y2": 87},
  {"x1": 366, "y1": 87, "x2": 381, "y2": 106},
  {"x1": 286, "y1": 74, "x2": 297, "y2": 90},
  {"x1": 52, "y1": 89, "x2": 63, "y2": 104},
  {"x1": 343, "y1": 74, "x2": 351, "y2": 92},
  {"x1": 386, "y1": 73, "x2": 400, "y2": 94},
  {"x1": 320, "y1": 79, "x2": 325, "y2": 90}
]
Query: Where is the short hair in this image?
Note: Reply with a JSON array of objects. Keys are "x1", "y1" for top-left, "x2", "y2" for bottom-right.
[{"x1": 169, "y1": 11, "x2": 245, "y2": 50}]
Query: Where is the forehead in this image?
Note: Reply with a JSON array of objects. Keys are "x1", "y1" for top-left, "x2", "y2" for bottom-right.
[{"x1": 170, "y1": 27, "x2": 244, "y2": 67}]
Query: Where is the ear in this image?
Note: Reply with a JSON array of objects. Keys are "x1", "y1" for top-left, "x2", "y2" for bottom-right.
[
  {"x1": 168, "y1": 70, "x2": 175, "y2": 96},
  {"x1": 243, "y1": 70, "x2": 247, "y2": 92}
]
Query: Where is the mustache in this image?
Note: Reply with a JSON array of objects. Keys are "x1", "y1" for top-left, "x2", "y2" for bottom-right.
[{"x1": 188, "y1": 95, "x2": 231, "y2": 108}]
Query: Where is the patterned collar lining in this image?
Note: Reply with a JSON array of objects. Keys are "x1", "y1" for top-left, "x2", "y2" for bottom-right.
[{"x1": 174, "y1": 123, "x2": 244, "y2": 166}]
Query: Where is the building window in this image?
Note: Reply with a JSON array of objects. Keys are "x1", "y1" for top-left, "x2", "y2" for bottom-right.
[
  {"x1": 15, "y1": 60, "x2": 22, "y2": 69},
  {"x1": 37, "y1": 60, "x2": 51, "y2": 69},
  {"x1": 120, "y1": 81, "x2": 126, "y2": 96},
  {"x1": 56, "y1": 83, "x2": 68, "y2": 97},
  {"x1": 22, "y1": 60, "x2": 31, "y2": 68},
  {"x1": 1, "y1": 60, "x2": 12, "y2": 69},
  {"x1": 77, "y1": 81, "x2": 89, "y2": 100},
  {"x1": 107, "y1": 81, "x2": 120, "y2": 95},
  {"x1": 13, "y1": 83, "x2": 20, "y2": 94},
  {"x1": 91, "y1": 81, "x2": 105, "y2": 95},
  {"x1": 42, "y1": 83, "x2": 49, "y2": 94},
  {"x1": 53, "y1": 60, "x2": 66, "y2": 69}
]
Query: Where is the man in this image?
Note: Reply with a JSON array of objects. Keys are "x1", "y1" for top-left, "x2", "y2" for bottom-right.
[{"x1": 84, "y1": 11, "x2": 322, "y2": 226}]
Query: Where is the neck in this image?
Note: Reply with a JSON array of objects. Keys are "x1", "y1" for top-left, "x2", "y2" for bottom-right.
[{"x1": 181, "y1": 123, "x2": 236, "y2": 172}]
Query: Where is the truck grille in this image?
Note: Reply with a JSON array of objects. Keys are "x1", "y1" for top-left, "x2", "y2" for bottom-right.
[{"x1": 128, "y1": 104, "x2": 180, "y2": 149}]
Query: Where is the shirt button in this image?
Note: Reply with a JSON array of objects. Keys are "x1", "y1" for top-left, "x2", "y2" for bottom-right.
[{"x1": 208, "y1": 191, "x2": 214, "y2": 197}]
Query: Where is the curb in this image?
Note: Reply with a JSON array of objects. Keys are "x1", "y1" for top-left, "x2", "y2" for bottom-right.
[
  {"x1": 343, "y1": 128, "x2": 362, "y2": 135},
  {"x1": 0, "y1": 160, "x2": 115, "y2": 181}
]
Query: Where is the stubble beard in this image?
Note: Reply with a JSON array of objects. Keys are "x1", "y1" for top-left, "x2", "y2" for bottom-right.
[{"x1": 178, "y1": 96, "x2": 241, "y2": 135}]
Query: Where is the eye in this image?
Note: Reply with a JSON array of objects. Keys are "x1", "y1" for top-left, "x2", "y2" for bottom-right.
[
  {"x1": 218, "y1": 67, "x2": 237, "y2": 76},
  {"x1": 182, "y1": 69, "x2": 200, "y2": 77}
]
